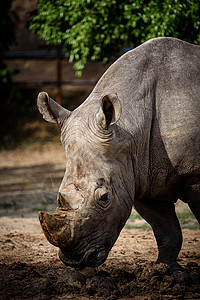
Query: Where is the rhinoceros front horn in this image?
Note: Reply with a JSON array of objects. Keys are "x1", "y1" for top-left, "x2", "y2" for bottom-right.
[{"x1": 38, "y1": 211, "x2": 76, "y2": 248}]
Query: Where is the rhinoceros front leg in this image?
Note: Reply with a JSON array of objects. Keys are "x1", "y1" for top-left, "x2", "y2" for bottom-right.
[{"x1": 134, "y1": 198, "x2": 182, "y2": 271}]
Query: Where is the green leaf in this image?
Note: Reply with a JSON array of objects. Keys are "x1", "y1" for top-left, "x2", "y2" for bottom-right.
[{"x1": 29, "y1": 0, "x2": 200, "y2": 77}]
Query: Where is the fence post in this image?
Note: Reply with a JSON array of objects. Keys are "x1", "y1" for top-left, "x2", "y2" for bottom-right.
[{"x1": 56, "y1": 45, "x2": 62, "y2": 104}]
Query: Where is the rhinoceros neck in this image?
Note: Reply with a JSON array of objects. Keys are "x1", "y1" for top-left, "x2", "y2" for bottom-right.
[
  {"x1": 91, "y1": 58, "x2": 154, "y2": 198},
  {"x1": 87, "y1": 38, "x2": 200, "y2": 200},
  {"x1": 66, "y1": 38, "x2": 200, "y2": 201}
]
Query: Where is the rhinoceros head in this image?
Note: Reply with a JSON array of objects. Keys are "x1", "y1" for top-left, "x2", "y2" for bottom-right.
[{"x1": 37, "y1": 92, "x2": 133, "y2": 268}]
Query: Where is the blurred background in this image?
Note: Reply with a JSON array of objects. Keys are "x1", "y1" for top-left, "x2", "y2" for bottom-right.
[{"x1": 1, "y1": 0, "x2": 111, "y2": 150}]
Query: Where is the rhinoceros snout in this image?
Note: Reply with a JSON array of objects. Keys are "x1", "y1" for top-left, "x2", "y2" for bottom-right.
[{"x1": 38, "y1": 211, "x2": 76, "y2": 248}]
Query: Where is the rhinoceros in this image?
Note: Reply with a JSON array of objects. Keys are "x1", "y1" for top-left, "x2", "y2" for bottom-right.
[{"x1": 37, "y1": 37, "x2": 200, "y2": 272}]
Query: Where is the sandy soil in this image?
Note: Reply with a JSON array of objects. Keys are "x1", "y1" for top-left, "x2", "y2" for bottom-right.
[{"x1": 0, "y1": 144, "x2": 200, "y2": 299}]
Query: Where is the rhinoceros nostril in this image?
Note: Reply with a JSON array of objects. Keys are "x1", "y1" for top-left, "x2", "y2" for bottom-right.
[
  {"x1": 87, "y1": 250, "x2": 108, "y2": 267},
  {"x1": 87, "y1": 251, "x2": 99, "y2": 266}
]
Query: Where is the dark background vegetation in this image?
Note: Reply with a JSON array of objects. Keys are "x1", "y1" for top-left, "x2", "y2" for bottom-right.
[{"x1": 0, "y1": 0, "x2": 200, "y2": 150}]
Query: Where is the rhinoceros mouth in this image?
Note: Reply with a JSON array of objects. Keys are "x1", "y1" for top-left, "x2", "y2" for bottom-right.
[{"x1": 59, "y1": 247, "x2": 108, "y2": 269}]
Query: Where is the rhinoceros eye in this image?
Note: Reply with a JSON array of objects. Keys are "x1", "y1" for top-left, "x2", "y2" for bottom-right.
[
  {"x1": 99, "y1": 192, "x2": 109, "y2": 202},
  {"x1": 98, "y1": 192, "x2": 110, "y2": 208},
  {"x1": 95, "y1": 189, "x2": 110, "y2": 208}
]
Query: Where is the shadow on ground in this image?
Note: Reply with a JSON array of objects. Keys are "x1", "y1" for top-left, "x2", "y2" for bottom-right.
[{"x1": 0, "y1": 163, "x2": 64, "y2": 217}]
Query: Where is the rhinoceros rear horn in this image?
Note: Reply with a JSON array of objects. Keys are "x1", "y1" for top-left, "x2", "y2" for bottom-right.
[
  {"x1": 37, "y1": 92, "x2": 71, "y2": 126},
  {"x1": 97, "y1": 93, "x2": 122, "y2": 129}
]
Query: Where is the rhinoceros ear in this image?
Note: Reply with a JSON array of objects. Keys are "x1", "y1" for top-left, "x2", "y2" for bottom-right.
[
  {"x1": 97, "y1": 93, "x2": 122, "y2": 129},
  {"x1": 37, "y1": 92, "x2": 71, "y2": 126}
]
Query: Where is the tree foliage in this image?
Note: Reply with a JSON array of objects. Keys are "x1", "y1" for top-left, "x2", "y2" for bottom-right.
[{"x1": 29, "y1": 0, "x2": 200, "y2": 76}]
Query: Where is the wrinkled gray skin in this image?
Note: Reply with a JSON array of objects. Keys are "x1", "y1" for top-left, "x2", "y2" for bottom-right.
[{"x1": 37, "y1": 37, "x2": 200, "y2": 271}]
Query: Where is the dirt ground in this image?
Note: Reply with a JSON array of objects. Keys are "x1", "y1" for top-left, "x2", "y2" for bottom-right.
[{"x1": 0, "y1": 143, "x2": 200, "y2": 299}]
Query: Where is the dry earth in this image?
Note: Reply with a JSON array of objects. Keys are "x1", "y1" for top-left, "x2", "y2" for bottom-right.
[{"x1": 0, "y1": 143, "x2": 200, "y2": 299}]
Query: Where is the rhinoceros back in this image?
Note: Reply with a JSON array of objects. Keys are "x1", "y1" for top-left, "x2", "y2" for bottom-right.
[{"x1": 92, "y1": 37, "x2": 200, "y2": 177}]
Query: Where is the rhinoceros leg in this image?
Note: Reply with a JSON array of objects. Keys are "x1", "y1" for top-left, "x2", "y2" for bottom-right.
[
  {"x1": 134, "y1": 199, "x2": 182, "y2": 271},
  {"x1": 183, "y1": 177, "x2": 200, "y2": 223}
]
